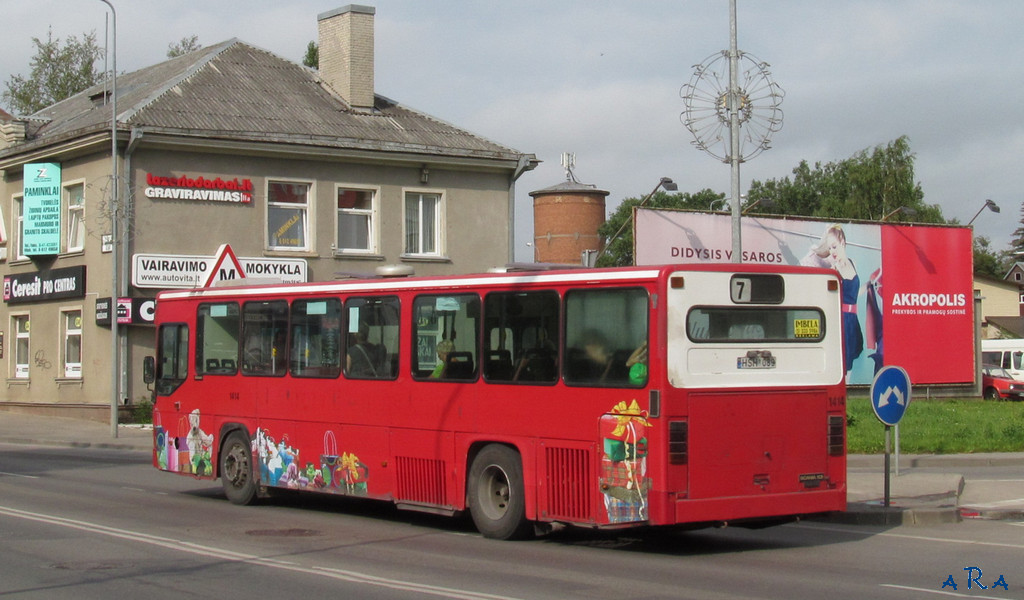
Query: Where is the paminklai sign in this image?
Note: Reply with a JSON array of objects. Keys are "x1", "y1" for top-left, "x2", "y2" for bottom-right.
[
  {"x1": 133, "y1": 253, "x2": 307, "y2": 288},
  {"x1": 22, "y1": 162, "x2": 62, "y2": 255}
]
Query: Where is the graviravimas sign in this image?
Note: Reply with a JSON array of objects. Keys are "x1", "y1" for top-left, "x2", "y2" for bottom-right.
[
  {"x1": 144, "y1": 173, "x2": 254, "y2": 204},
  {"x1": 635, "y1": 209, "x2": 974, "y2": 386}
]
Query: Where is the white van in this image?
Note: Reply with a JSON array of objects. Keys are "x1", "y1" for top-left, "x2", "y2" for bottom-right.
[{"x1": 981, "y1": 339, "x2": 1024, "y2": 381}]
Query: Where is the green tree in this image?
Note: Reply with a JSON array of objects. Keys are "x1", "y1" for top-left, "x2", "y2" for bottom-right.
[
  {"x1": 1009, "y1": 203, "x2": 1024, "y2": 258},
  {"x1": 973, "y1": 236, "x2": 1004, "y2": 278},
  {"x1": 167, "y1": 35, "x2": 201, "y2": 58},
  {"x1": 746, "y1": 136, "x2": 945, "y2": 224},
  {"x1": 2, "y1": 28, "x2": 103, "y2": 114},
  {"x1": 303, "y1": 41, "x2": 319, "y2": 69},
  {"x1": 596, "y1": 188, "x2": 725, "y2": 267}
]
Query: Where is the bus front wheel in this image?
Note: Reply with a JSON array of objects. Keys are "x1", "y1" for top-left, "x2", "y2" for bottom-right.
[
  {"x1": 220, "y1": 431, "x2": 257, "y2": 505},
  {"x1": 467, "y1": 444, "x2": 532, "y2": 540}
]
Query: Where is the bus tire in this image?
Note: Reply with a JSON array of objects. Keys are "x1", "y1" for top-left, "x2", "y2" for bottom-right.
[
  {"x1": 467, "y1": 444, "x2": 532, "y2": 540},
  {"x1": 220, "y1": 431, "x2": 257, "y2": 505}
]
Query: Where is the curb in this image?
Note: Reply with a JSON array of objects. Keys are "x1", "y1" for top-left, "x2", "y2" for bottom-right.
[
  {"x1": 814, "y1": 503, "x2": 962, "y2": 526},
  {"x1": 0, "y1": 437, "x2": 151, "y2": 452},
  {"x1": 959, "y1": 507, "x2": 1024, "y2": 521}
]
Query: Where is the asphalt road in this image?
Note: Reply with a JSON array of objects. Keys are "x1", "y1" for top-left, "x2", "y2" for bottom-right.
[{"x1": 1, "y1": 443, "x2": 1022, "y2": 600}]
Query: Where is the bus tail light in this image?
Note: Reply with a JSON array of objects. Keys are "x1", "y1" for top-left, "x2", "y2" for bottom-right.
[
  {"x1": 669, "y1": 421, "x2": 688, "y2": 465},
  {"x1": 828, "y1": 415, "x2": 844, "y2": 456}
]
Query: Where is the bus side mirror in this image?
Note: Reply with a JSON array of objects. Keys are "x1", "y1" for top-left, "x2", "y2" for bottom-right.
[{"x1": 143, "y1": 356, "x2": 155, "y2": 384}]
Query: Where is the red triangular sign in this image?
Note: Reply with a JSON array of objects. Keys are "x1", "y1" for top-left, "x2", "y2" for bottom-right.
[{"x1": 203, "y1": 243, "x2": 246, "y2": 288}]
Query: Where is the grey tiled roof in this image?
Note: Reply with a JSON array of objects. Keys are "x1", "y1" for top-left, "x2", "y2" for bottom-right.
[{"x1": 3, "y1": 39, "x2": 533, "y2": 164}]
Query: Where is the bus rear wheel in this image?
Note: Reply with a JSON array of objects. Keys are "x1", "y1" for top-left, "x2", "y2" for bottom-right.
[
  {"x1": 467, "y1": 444, "x2": 532, "y2": 540},
  {"x1": 220, "y1": 431, "x2": 257, "y2": 505}
]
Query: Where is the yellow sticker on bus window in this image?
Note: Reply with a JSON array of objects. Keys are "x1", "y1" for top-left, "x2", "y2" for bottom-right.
[{"x1": 793, "y1": 319, "x2": 820, "y2": 338}]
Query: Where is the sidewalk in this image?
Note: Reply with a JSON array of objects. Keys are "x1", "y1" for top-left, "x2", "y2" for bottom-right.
[{"x1": 2, "y1": 411, "x2": 1022, "y2": 526}]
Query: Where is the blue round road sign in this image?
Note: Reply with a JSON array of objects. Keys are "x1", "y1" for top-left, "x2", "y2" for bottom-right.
[{"x1": 871, "y1": 365, "x2": 912, "y2": 426}]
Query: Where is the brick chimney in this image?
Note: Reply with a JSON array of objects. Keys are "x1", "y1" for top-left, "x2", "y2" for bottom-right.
[{"x1": 317, "y1": 5, "x2": 375, "y2": 111}]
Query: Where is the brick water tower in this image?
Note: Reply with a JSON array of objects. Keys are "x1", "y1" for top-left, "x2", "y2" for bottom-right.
[{"x1": 529, "y1": 155, "x2": 608, "y2": 265}]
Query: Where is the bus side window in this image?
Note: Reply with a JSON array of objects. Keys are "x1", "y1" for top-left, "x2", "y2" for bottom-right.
[
  {"x1": 291, "y1": 298, "x2": 342, "y2": 378},
  {"x1": 242, "y1": 300, "x2": 289, "y2": 377},
  {"x1": 483, "y1": 290, "x2": 559, "y2": 384},
  {"x1": 196, "y1": 303, "x2": 239, "y2": 376},
  {"x1": 564, "y1": 288, "x2": 649, "y2": 387},
  {"x1": 412, "y1": 294, "x2": 480, "y2": 380},
  {"x1": 344, "y1": 296, "x2": 400, "y2": 380}
]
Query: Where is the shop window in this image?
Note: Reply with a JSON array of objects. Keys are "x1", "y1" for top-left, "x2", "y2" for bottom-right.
[
  {"x1": 336, "y1": 188, "x2": 376, "y2": 254},
  {"x1": 12, "y1": 315, "x2": 30, "y2": 379},
  {"x1": 62, "y1": 309, "x2": 82, "y2": 378},
  {"x1": 65, "y1": 183, "x2": 85, "y2": 253},
  {"x1": 404, "y1": 191, "x2": 442, "y2": 256},
  {"x1": 267, "y1": 181, "x2": 310, "y2": 251}
]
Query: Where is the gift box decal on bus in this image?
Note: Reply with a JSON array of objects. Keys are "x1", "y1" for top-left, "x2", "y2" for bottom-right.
[
  {"x1": 253, "y1": 428, "x2": 369, "y2": 494},
  {"x1": 599, "y1": 399, "x2": 651, "y2": 523}
]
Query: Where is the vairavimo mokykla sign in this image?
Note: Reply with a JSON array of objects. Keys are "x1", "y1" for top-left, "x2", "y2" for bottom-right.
[
  {"x1": 132, "y1": 253, "x2": 307, "y2": 288},
  {"x1": 634, "y1": 209, "x2": 974, "y2": 386}
]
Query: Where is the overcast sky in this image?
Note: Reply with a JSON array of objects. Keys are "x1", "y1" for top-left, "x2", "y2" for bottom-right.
[{"x1": 3, "y1": 1, "x2": 1021, "y2": 262}]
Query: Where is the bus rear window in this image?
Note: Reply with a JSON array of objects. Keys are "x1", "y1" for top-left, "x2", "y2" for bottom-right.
[{"x1": 687, "y1": 307, "x2": 825, "y2": 343}]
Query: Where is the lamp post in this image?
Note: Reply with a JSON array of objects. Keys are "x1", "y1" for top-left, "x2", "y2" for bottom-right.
[
  {"x1": 98, "y1": 0, "x2": 118, "y2": 438},
  {"x1": 881, "y1": 206, "x2": 917, "y2": 222},
  {"x1": 594, "y1": 177, "x2": 678, "y2": 266},
  {"x1": 968, "y1": 199, "x2": 1000, "y2": 225}
]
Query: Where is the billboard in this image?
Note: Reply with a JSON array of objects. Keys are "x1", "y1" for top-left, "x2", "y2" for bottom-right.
[
  {"x1": 635, "y1": 209, "x2": 974, "y2": 386},
  {"x1": 22, "y1": 162, "x2": 62, "y2": 255}
]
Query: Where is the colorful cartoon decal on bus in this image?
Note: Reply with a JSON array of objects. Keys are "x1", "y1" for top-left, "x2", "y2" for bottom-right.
[
  {"x1": 254, "y1": 428, "x2": 369, "y2": 494},
  {"x1": 599, "y1": 400, "x2": 651, "y2": 523},
  {"x1": 155, "y1": 409, "x2": 213, "y2": 476}
]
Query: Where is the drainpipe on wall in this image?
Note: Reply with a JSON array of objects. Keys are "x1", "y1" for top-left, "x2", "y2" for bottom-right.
[
  {"x1": 121, "y1": 127, "x2": 144, "y2": 407},
  {"x1": 508, "y1": 155, "x2": 535, "y2": 265}
]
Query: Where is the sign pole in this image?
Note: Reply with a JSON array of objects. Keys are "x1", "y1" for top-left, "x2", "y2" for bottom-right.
[
  {"x1": 870, "y1": 365, "x2": 912, "y2": 511},
  {"x1": 883, "y1": 425, "x2": 891, "y2": 507}
]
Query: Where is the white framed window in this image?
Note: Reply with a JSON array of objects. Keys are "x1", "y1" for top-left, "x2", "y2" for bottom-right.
[
  {"x1": 336, "y1": 187, "x2": 377, "y2": 254},
  {"x1": 12, "y1": 314, "x2": 30, "y2": 379},
  {"x1": 404, "y1": 191, "x2": 443, "y2": 257},
  {"x1": 62, "y1": 309, "x2": 83, "y2": 378},
  {"x1": 65, "y1": 182, "x2": 85, "y2": 253},
  {"x1": 13, "y1": 195, "x2": 26, "y2": 261},
  {"x1": 266, "y1": 180, "x2": 311, "y2": 251}
]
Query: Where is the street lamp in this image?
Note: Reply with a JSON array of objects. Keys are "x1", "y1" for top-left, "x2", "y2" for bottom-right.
[
  {"x1": 968, "y1": 199, "x2": 1000, "y2": 225},
  {"x1": 594, "y1": 177, "x2": 678, "y2": 265},
  {"x1": 98, "y1": 0, "x2": 118, "y2": 438},
  {"x1": 881, "y1": 206, "x2": 917, "y2": 222}
]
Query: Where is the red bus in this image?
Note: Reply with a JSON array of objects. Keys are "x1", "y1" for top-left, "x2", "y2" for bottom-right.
[{"x1": 146, "y1": 264, "x2": 846, "y2": 539}]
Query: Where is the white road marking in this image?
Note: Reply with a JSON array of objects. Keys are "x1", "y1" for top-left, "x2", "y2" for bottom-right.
[
  {"x1": 797, "y1": 522, "x2": 1024, "y2": 551},
  {"x1": 0, "y1": 505, "x2": 523, "y2": 600},
  {"x1": 0, "y1": 471, "x2": 38, "y2": 479},
  {"x1": 882, "y1": 584, "x2": 1014, "y2": 600}
]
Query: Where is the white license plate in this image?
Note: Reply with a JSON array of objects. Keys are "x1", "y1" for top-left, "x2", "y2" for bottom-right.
[{"x1": 737, "y1": 355, "x2": 776, "y2": 369}]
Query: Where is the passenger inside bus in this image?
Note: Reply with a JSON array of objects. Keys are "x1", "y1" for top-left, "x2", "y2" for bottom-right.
[
  {"x1": 430, "y1": 339, "x2": 455, "y2": 378},
  {"x1": 569, "y1": 329, "x2": 646, "y2": 385},
  {"x1": 346, "y1": 329, "x2": 386, "y2": 378}
]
